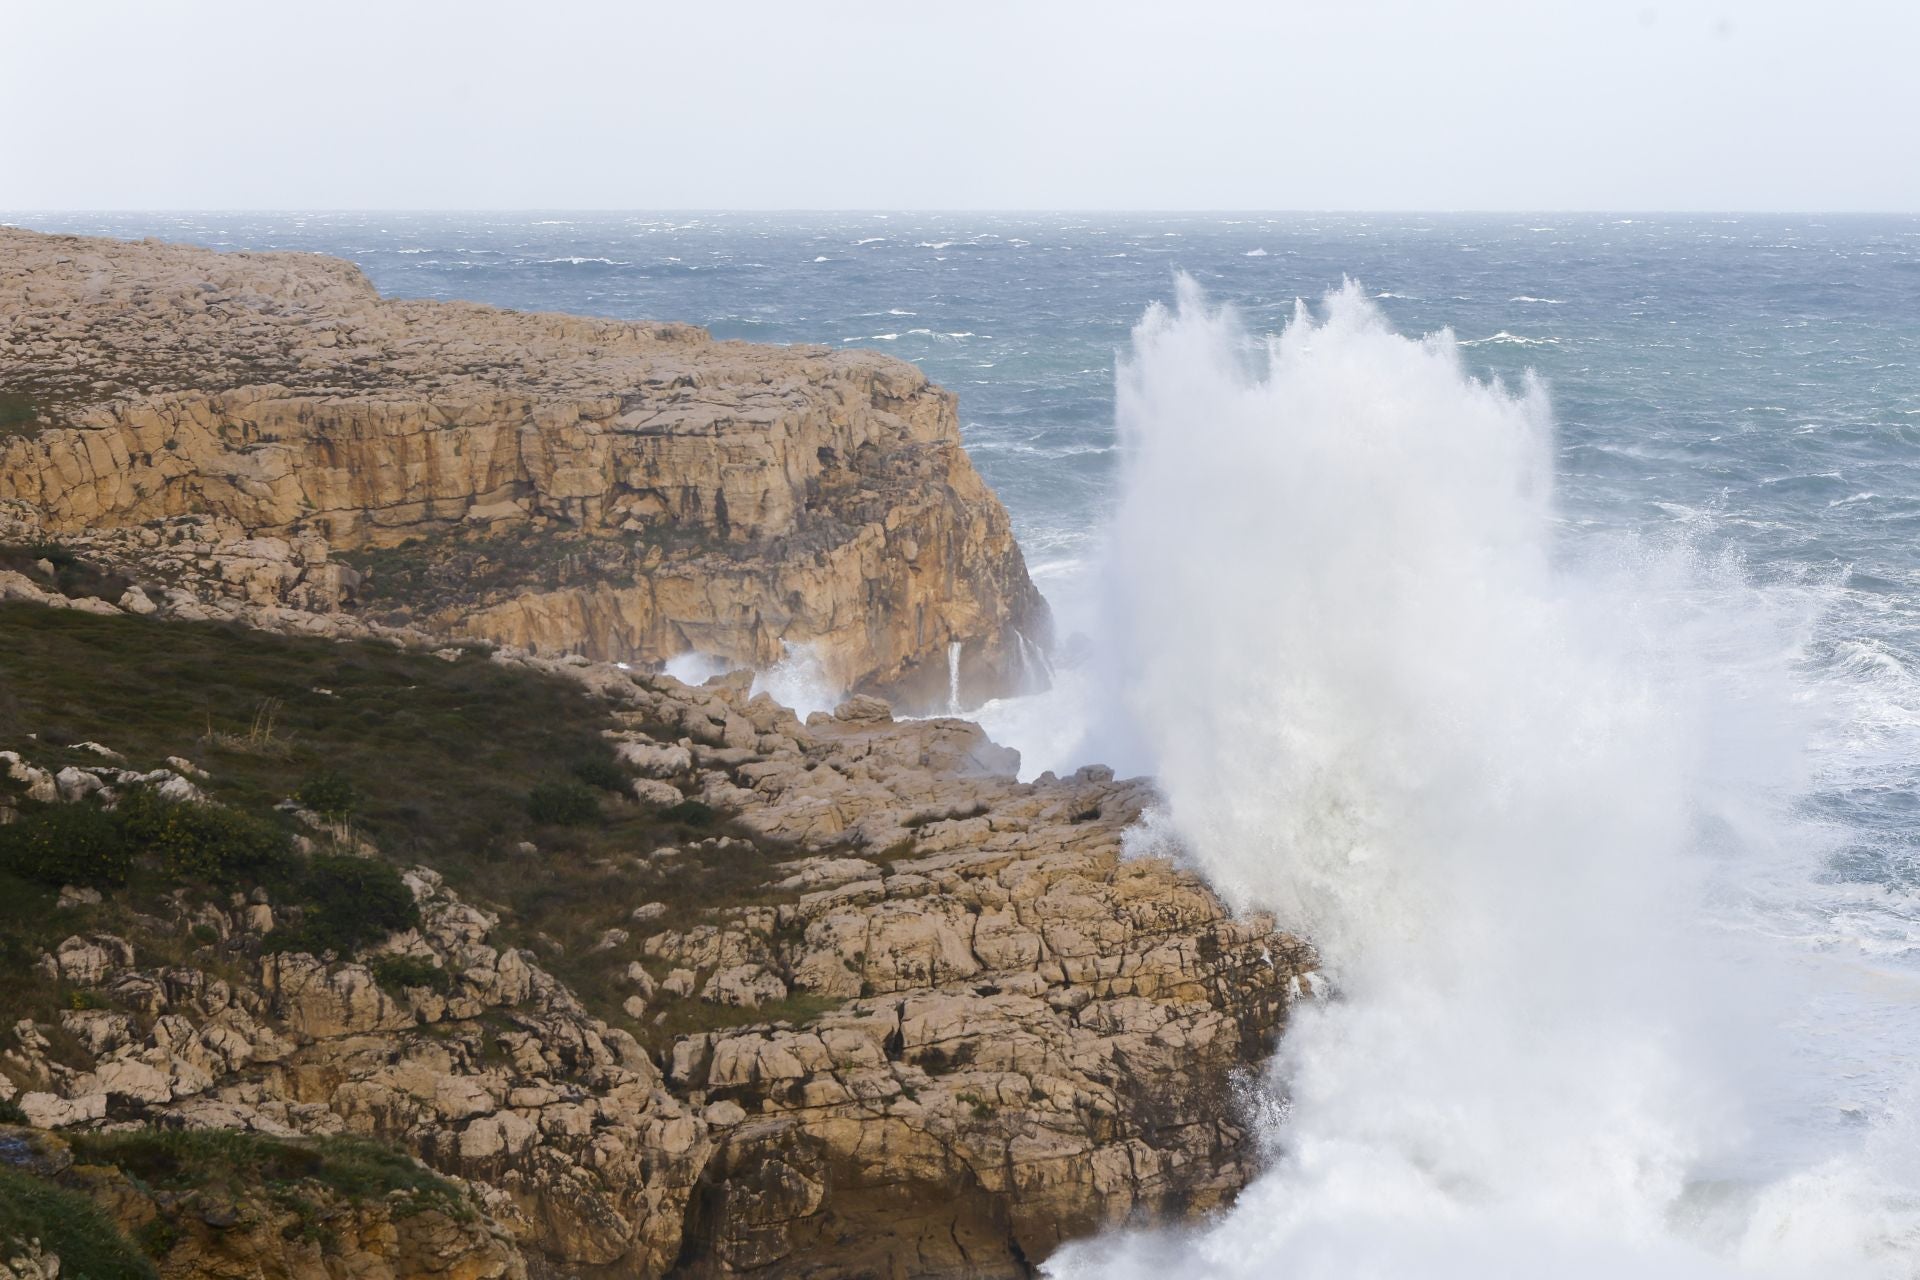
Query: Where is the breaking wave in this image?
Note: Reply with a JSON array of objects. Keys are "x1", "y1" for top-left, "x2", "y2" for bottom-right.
[{"x1": 1042, "y1": 280, "x2": 1920, "y2": 1278}]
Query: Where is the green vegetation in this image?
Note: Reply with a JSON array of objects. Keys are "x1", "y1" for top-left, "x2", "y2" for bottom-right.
[
  {"x1": 643, "y1": 991, "x2": 842, "y2": 1044},
  {"x1": 526, "y1": 778, "x2": 601, "y2": 826},
  {"x1": 570, "y1": 755, "x2": 631, "y2": 794},
  {"x1": 114, "y1": 790, "x2": 290, "y2": 882},
  {"x1": 0, "y1": 803, "x2": 135, "y2": 888},
  {"x1": 0, "y1": 790, "x2": 290, "y2": 891},
  {"x1": 270, "y1": 855, "x2": 420, "y2": 956},
  {"x1": 658, "y1": 798, "x2": 716, "y2": 827},
  {"x1": 0, "y1": 1168, "x2": 156, "y2": 1280},
  {"x1": 69, "y1": 1128, "x2": 472, "y2": 1221},
  {"x1": 294, "y1": 770, "x2": 356, "y2": 819},
  {"x1": 371, "y1": 954, "x2": 453, "y2": 996},
  {"x1": 339, "y1": 523, "x2": 728, "y2": 615},
  {"x1": 0, "y1": 603, "x2": 819, "y2": 1047},
  {"x1": 0, "y1": 391, "x2": 41, "y2": 436}
]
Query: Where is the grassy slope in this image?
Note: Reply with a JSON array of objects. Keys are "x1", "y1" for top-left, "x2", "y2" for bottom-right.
[{"x1": 0, "y1": 603, "x2": 836, "y2": 1056}]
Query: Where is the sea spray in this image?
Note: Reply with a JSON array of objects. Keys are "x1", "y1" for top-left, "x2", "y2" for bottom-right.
[
  {"x1": 751, "y1": 642, "x2": 842, "y2": 720},
  {"x1": 948, "y1": 639, "x2": 964, "y2": 715},
  {"x1": 663, "y1": 642, "x2": 844, "y2": 720},
  {"x1": 1045, "y1": 280, "x2": 1916, "y2": 1277}
]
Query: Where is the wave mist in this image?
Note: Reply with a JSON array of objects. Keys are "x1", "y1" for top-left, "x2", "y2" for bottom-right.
[{"x1": 1046, "y1": 281, "x2": 1917, "y2": 1277}]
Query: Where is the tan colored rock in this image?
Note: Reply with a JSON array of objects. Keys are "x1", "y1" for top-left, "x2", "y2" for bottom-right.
[
  {"x1": 0, "y1": 227, "x2": 1049, "y2": 706},
  {"x1": 0, "y1": 645, "x2": 1315, "y2": 1279}
]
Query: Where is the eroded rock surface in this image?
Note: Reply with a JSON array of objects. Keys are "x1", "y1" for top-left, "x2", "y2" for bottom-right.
[
  {"x1": 0, "y1": 227, "x2": 1047, "y2": 705},
  {"x1": 0, "y1": 652, "x2": 1316, "y2": 1277}
]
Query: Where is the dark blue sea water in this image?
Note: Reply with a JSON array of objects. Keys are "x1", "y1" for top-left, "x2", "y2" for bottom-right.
[{"x1": 9, "y1": 212, "x2": 1920, "y2": 1267}]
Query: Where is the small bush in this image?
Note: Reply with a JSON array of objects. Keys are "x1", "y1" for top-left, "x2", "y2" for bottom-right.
[
  {"x1": 0, "y1": 1098, "x2": 26, "y2": 1125},
  {"x1": 371, "y1": 954, "x2": 452, "y2": 996},
  {"x1": 658, "y1": 799, "x2": 716, "y2": 828},
  {"x1": 136, "y1": 1216, "x2": 181, "y2": 1259},
  {"x1": 68, "y1": 989, "x2": 108, "y2": 1011},
  {"x1": 0, "y1": 1168, "x2": 157, "y2": 1280},
  {"x1": 0, "y1": 803, "x2": 133, "y2": 888},
  {"x1": 527, "y1": 779, "x2": 600, "y2": 826},
  {"x1": 295, "y1": 771, "x2": 356, "y2": 820},
  {"x1": 570, "y1": 756, "x2": 630, "y2": 794},
  {"x1": 284, "y1": 854, "x2": 420, "y2": 955},
  {"x1": 116, "y1": 790, "x2": 290, "y2": 883}
]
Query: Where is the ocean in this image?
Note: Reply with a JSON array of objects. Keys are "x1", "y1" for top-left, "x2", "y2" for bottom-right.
[{"x1": 11, "y1": 211, "x2": 1920, "y2": 1274}]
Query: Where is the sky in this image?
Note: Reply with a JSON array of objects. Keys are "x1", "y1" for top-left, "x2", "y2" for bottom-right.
[{"x1": 3, "y1": 0, "x2": 1917, "y2": 212}]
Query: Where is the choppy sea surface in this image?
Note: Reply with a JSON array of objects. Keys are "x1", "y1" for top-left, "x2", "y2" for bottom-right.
[{"x1": 10, "y1": 212, "x2": 1920, "y2": 1272}]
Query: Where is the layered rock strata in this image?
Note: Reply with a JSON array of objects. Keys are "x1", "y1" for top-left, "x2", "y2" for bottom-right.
[{"x1": 0, "y1": 227, "x2": 1047, "y2": 706}]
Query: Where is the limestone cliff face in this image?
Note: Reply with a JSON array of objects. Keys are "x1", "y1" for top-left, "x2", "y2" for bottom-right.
[{"x1": 0, "y1": 228, "x2": 1047, "y2": 706}]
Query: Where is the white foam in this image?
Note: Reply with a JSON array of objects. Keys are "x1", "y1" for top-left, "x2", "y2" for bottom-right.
[
  {"x1": 750, "y1": 642, "x2": 842, "y2": 720},
  {"x1": 1458, "y1": 330, "x2": 1561, "y2": 346},
  {"x1": 1041, "y1": 280, "x2": 1920, "y2": 1277}
]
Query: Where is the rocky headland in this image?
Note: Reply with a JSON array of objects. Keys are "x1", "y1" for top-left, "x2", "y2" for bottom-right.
[
  {"x1": 0, "y1": 228, "x2": 1313, "y2": 1278},
  {"x1": 0, "y1": 227, "x2": 1048, "y2": 708}
]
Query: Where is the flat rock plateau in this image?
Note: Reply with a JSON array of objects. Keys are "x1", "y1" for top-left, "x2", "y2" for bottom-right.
[
  {"x1": 0, "y1": 228, "x2": 1313, "y2": 1279},
  {"x1": 0, "y1": 226, "x2": 1049, "y2": 708}
]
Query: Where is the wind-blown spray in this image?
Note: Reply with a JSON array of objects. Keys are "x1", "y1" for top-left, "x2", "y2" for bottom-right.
[{"x1": 1046, "y1": 280, "x2": 1917, "y2": 1277}]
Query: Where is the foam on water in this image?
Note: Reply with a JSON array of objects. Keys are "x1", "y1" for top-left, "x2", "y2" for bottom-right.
[{"x1": 1041, "y1": 281, "x2": 1920, "y2": 1278}]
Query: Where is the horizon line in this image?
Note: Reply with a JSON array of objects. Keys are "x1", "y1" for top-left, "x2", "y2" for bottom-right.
[{"x1": 7, "y1": 208, "x2": 1920, "y2": 219}]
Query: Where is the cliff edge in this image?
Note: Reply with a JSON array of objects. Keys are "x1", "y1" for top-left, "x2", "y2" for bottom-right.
[{"x1": 0, "y1": 227, "x2": 1048, "y2": 707}]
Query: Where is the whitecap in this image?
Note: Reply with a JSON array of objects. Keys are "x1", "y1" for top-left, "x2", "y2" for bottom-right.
[
  {"x1": 1510, "y1": 295, "x2": 1565, "y2": 304},
  {"x1": 1245, "y1": 248, "x2": 1269, "y2": 257},
  {"x1": 1458, "y1": 331, "x2": 1561, "y2": 347},
  {"x1": 812, "y1": 255, "x2": 831, "y2": 263}
]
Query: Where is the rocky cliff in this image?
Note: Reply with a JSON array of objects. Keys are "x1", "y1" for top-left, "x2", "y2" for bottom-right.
[
  {"x1": 0, "y1": 598, "x2": 1316, "y2": 1277},
  {"x1": 0, "y1": 227, "x2": 1047, "y2": 707}
]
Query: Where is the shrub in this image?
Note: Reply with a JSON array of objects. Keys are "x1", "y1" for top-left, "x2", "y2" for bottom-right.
[
  {"x1": 0, "y1": 803, "x2": 133, "y2": 888},
  {"x1": 570, "y1": 756, "x2": 630, "y2": 794},
  {"x1": 295, "y1": 771, "x2": 356, "y2": 820},
  {"x1": 136, "y1": 1216, "x2": 181, "y2": 1259},
  {"x1": 0, "y1": 1098, "x2": 26, "y2": 1125},
  {"x1": 658, "y1": 799, "x2": 716, "y2": 828},
  {"x1": 371, "y1": 954, "x2": 452, "y2": 995},
  {"x1": 527, "y1": 779, "x2": 600, "y2": 826},
  {"x1": 0, "y1": 1168, "x2": 157, "y2": 1280},
  {"x1": 285, "y1": 854, "x2": 420, "y2": 955},
  {"x1": 116, "y1": 790, "x2": 290, "y2": 883}
]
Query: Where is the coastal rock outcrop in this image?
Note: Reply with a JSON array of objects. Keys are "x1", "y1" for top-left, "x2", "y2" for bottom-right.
[
  {"x1": 0, "y1": 227, "x2": 1047, "y2": 706},
  {"x1": 0, "y1": 623, "x2": 1315, "y2": 1277}
]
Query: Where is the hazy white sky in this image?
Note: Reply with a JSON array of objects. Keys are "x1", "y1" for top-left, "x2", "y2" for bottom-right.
[{"x1": 4, "y1": 0, "x2": 1917, "y2": 211}]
